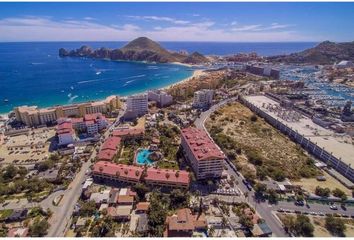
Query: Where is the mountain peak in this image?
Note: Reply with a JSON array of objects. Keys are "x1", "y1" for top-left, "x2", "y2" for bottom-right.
[{"x1": 121, "y1": 36, "x2": 165, "y2": 52}]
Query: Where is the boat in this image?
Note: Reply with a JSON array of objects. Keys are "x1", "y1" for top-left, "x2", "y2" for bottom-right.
[{"x1": 3, "y1": 99, "x2": 8, "y2": 103}]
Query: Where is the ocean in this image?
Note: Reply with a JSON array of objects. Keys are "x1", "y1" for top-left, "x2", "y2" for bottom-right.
[{"x1": 0, "y1": 41, "x2": 317, "y2": 114}]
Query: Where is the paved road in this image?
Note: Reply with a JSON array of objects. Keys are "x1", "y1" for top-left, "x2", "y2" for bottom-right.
[
  {"x1": 271, "y1": 201, "x2": 354, "y2": 216},
  {"x1": 47, "y1": 104, "x2": 126, "y2": 237},
  {"x1": 194, "y1": 97, "x2": 288, "y2": 237}
]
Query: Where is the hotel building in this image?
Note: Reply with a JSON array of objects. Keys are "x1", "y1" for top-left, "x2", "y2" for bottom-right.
[
  {"x1": 92, "y1": 161, "x2": 190, "y2": 189},
  {"x1": 192, "y1": 89, "x2": 214, "y2": 109},
  {"x1": 124, "y1": 93, "x2": 148, "y2": 120},
  {"x1": 147, "y1": 89, "x2": 173, "y2": 107},
  {"x1": 181, "y1": 127, "x2": 225, "y2": 180},
  {"x1": 14, "y1": 95, "x2": 120, "y2": 127}
]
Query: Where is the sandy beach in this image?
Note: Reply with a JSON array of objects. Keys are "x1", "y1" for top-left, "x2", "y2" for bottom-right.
[{"x1": 161, "y1": 69, "x2": 207, "y2": 91}]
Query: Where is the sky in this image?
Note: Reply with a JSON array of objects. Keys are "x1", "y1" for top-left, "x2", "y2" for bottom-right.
[{"x1": 0, "y1": 2, "x2": 354, "y2": 42}]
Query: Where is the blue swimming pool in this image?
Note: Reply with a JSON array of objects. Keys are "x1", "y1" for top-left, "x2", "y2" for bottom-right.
[{"x1": 136, "y1": 149, "x2": 154, "y2": 166}]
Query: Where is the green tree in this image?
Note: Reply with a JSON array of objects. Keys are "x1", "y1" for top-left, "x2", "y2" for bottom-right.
[
  {"x1": 239, "y1": 215, "x2": 254, "y2": 230},
  {"x1": 29, "y1": 218, "x2": 50, "y2": 237},
  {"x1": 79, "y1": 200, "x2": 97, "y2": 217},
  {"x1": 294, "y1": 215, "x2": 314, "y2": 237},
  {"x1": 325, "y1": 216, "x2": 346, "y2": 237},
  {"x1": 147, "y1": 191, "x2": 168, "y2": 237},
  {"x1": 170, "y1": 189, "x2": 190, "y2": 209},
  {"x1": 2, "y1": 165, "x2": 17, "y2": 181},
  {"x1": 315, "y1": 186, "x2": 331, "y2": 198},
  {"x1": 332, "y1": 188, "x2": 347, "y2": 201},
  {"x1": 132, "y1": 183, "x2": 149, "y2": 201}
]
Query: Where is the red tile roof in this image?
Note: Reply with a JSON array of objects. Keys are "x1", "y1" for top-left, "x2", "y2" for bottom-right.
[
  {"x1": 181, "y1": 127, "x2": 225, "y2": 161},
  {"x1": 112, "y1": 128, "x2": 144, "y2": 138},
  {"x1": 136, "y1": 202, "x2": 150, "y2": 212},
  {"x1": 101, "y1": 137, "x2": 121, "y2": 151},
  {"x1": 145, "y1": 168, "x2": 190, "y2": 186},
  {"x1": 166, "y1": 208, "x2": 194, "y2": 232},
  {"x1": 97, "y1": 149, "x2": 116, "y2": 161},
  {"x1": 117, "y1": 195, "x2": 134, "y2": 204},
  {"x1": 57, "y1": 121, "x2": 73, "y2": 135},
  {"x1": 93, "y1": 161, "x2": 143, "y2": 182}
]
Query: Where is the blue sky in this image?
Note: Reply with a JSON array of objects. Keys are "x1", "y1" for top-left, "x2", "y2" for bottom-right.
[{"x1": 0, "y1": 2, "x2": 354, "y2": 42}]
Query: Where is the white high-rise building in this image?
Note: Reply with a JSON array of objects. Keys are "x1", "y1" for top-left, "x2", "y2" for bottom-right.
[
  {"x1": 147, "y1": 89, "x2": 173, "y2": 107},
  {"x1": 192, "y1": 89, "x2": 214, "y2": 109},
  {"x1": 125, "y1": 93, "x2": 148, "y2": 119}
]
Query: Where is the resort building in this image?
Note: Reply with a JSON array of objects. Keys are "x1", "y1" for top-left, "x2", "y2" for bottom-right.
[
  {"x1": 14, "y1": 95, "x2": 120, "y2": 127},
  {"x1": 92, "y1": 161, "x2": 190, "y2": 189},
  {"x1": 144, "y1": 168, "x2": 190, "y2": 189},
  {"x1": 147, "y1": 89, "x2": 173, "y2": 107},
  {"x1": 181, "y1": 127, "x2": 225, "y2": 180},
  {"x1": 97, "y1": 136, "x2": 121, "y2": 161},
  {"x1": 71, "y1": 113, "x2": 109, "y2": 135},
  {"x1": 111, "y1": 127, "x2": 145, "y2": 141},
  {"x1": 57, "y1": 120, "x2": 75, "y2": 146},
  {"x1": 93, "y1": 161, "x2": 144, "y2": 185},
  {"x1": 56, "y1": 113, "x2": 109, "y2": 147},
  {"x1": 124, "y1": 93, "x2": 148, "y2": 120},
  {"x1": 164, "y1": 208, "x2": 207, "y2": 237},
  {"x1": 192, "y1": 89, "x2": 214, "y2": 109}
]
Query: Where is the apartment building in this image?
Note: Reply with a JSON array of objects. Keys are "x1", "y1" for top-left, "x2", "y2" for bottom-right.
[
  {"x1": 147, "y1": 89, "x2": 173, "y2": 107},
  {"x1": 14, "y1": 95, "x2": 120, "y2": 127},
  {"x1": 180, "y1": 127, "x2": 225, "y2": 180},
  {"x1": 124, "y1": 93, "x2": 148, "y2": 120},
  {"x1": 192, "y1": 89, "x2": 214, "y2": 109},
  {"x1": 57, "y1": 120, "x2": 75, "y2": 146}
]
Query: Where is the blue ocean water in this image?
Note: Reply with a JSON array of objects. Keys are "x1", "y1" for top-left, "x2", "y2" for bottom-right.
[{"x1": 0, "y1": 41, "x2": 316, "y2": 114}]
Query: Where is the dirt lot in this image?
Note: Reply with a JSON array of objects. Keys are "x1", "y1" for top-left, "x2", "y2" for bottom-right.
[
  {"x1": 277, "y1": 213, "x2": 354, "y2": 237},
  {"x1": 0, "y1": 127, "x2": 56, "y2": 165},
  {"x1": 206, "y1": 102, "x2": 318, "y2": 181},
  {"x1": 292, "y1": 171, "x2": 352, "y2": 196}
]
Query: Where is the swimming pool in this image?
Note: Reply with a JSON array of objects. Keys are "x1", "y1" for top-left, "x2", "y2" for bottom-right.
[{"x1": 136, "y1": 149, "x2": 154, "y2": 166}]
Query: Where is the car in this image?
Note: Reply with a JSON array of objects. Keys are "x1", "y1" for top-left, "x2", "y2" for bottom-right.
[
  {"x1": 341, "y1": 203, "x2": 347, "y2": 211},
  {"x1": 330, "y1": 205, "x2": 338, "y2": 210},
  {"x1": 295, "y1": 200, "x2": 304, "y2": 206},
  {"x1": 277, "y1": 208, "x2": 284, "y2": 212}
]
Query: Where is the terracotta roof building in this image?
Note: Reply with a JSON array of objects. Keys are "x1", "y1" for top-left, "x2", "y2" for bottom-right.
[
  {"x1": 136, "y1": 202, "x2": 150, "y2": 213},
  {"x1": 92, "y1": 161, "x2": 143, "y2": 184},
  {"x1": 145, "y1": 168, "x2": 190, "y2": 189},
  {"x1": 164, "y1": 208, "x2": 207, "y2": 237},
  {"x1": 97, "y1": 136, "x2": 122, "y2": 161},
  {"x1": 112, "y1": 127, "x2": 144, "y2": 140},
  {"x1": 181, "y1": 127, "x2": 225, "y2": 180},
  {"x1": 92, "y1": 161, "x2": 190, "y2": 189}
]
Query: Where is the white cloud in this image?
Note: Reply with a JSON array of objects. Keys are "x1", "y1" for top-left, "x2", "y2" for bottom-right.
[
  {"x1": 192, "y1": 14, "x2": 200, "y2": 17},
  {"x1": 83, "y1": 17, "x2": 95, "y2": 21},
  {"x1": 127, "y1": 15, "x2": 189, "y2": 25},
  {"x1": 0, "y1": 16, "x2": 319, "y2": 42},
  {"x1": 232, "y1": 23, "x2": 295, "y2": 32},
  {"x1": 231, "y1": 21, "x2": 238, "y2": 26}
]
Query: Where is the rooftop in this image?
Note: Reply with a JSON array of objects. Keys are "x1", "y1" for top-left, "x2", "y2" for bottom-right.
[
  {"x1": 181, "y1": 127, "x2": 225, "y2": 161},
  {"x1": 93, "y1": 161, "x2": 143, "y2": 182},
  {"x1": 112, "y1": 127, "x2": 144, "y2": 138},
  {"x1": 245, "y1": 95, "x2": 354, "y2": 166},
  {"x1": 145, "y1": 168, "x2": 190, "y2": 185}
]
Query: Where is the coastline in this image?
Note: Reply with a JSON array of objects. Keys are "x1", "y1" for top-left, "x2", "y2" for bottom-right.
[
  {"x1": 161, "y1": 69, "x2": 206, "y2": 91},
  {"x1": 0, "y1": 62, "x2": 202, "y2": 118}
]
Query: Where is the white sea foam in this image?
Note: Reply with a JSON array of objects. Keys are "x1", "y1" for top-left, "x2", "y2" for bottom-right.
[
  {"x1": 122, "y1": 74, "x2": 146, "y2": 80},
  {"x1": 68, "y1": 95, "x2": 78, "y2": 103},
  {"x1": 31, "y1": 62, "x2": 45, "y2": 65}
]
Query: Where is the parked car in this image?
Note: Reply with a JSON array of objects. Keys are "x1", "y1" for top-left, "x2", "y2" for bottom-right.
[{"x1": 330, "y1": 204, "x2": 338, "y2": 210}]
